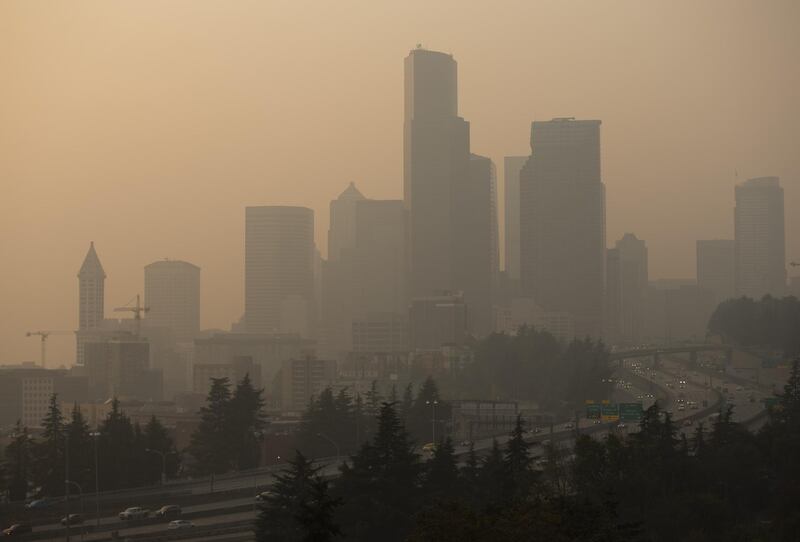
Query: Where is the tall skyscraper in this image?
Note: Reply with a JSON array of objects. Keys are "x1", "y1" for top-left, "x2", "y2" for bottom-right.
[
  {"x1": 519, "y1": 118, "x2": 606, "y2": 338},
  {"x1": 144, "y1": 260, "x2": 200, "y2": 344},
  {"x1": 76, "y1": 242, "x2": 106, "y2": 365},
  {"x1": 403, "y1": 47, "x2": 496, "y2": 337},
  {"x1": 504, "y1": 156, "x2": 527, "y2": 282},
  {"x1": 452, "y1": 154, "x2": 499, "y2": 336},
  {"x1": 696, "y1": 240, "x2": 735, "y2": 306},
  {"x1": 734, "y1": 177, "x2": 786, "y2": 299},
  {"x1": 245, "y1": 206, "x2": 315, "y2": 337},
  {"x1": 327, "y1": 182, "x2": 366, "y2": 263},
  {"x1": 606, "y1": 233, "x2": 648, "y2": 344},
  {"x1": 403, "y1": 47, "x2": 470, "y2": 299}
]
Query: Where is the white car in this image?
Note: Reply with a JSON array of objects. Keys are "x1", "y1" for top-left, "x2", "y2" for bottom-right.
[
  {"x1": 119, "y1": 507, "x2": 149, "y2": 520},
  {"x1": 168, "y1": 520, "x2": 194, "y2": 530}
]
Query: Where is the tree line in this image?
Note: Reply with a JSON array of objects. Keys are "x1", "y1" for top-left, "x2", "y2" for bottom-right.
[
  {"x1": 296, "y1": 377, "x2": 449, "y2": 459},
  {"x1": 256, "y1": 359, "x2": 800, "y2": 542},
  {"x1": 1, "y1": 396, "x2": 176, "y2": 503},
  {"x1": 709, "y1": 295, "x2": 800, "y2": 356}
]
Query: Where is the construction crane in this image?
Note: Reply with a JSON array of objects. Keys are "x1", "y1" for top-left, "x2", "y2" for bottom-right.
[
  {"x1": 114, "y1": 294, "x2": 149, "y2": 336},
  {"x1": 25, "y1": 330, "x2": 73, "y2": 368}
]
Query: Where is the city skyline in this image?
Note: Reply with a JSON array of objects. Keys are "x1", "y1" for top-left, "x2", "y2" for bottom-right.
[{"x1": 2, "y1": 1, "x2": 799, "y2": 365}]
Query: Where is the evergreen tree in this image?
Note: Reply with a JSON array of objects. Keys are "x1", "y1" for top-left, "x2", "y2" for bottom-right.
[
  {"x1": 5, "y1": 421, "x2": 31, "y2": 501},
  {"x1": 400, "y1": 383, "x2": 414, "y2": 425},
  {"x1": 424, "y1": 437, "x2": 458, "y2": 502},
  {"x1": 97, "y1": 399, "x2": 137, "y2": 489},
  {"x1": 143, "y1": 415, "x2": 177, "y2": 483},
  {"x1": 255, "y1": 451, "x2": 323, "y2": 541},
  {"x1": 229, "y1": 374, "x2": 266, "y2": 470},
  {"x1": 335, "y1": 402, "x2": 421, "y2": 541},
  {"x1": 65, "y1": 403, "x2": 92, "y2": 490},
  {"x1": 189, "y1": 377, "x2": 233, "y2": 474},
  {"x1": 477, "y1": 439, "x2": 506, "y2": 508},
  {"x1": 297, "y1": 476, "x2": 342, "y2": 542},
  {"x1": 33, "y1": 394, "x2": 64, "y2": 496}
]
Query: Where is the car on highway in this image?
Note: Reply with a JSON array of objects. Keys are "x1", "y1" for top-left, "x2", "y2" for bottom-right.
[
  {"x1": 167, "y1": 520, "x2": 195, "y2": 530},
  {"x1": 61, "y1": 514, "x2": 83, "y2": 526},
  {"x1": 593, "y1": 420, "x2": 602, "y2": 425},
  {"x1": 459, "y1": 440, "x2": 473, "y2": 447},
  {"x1": 2, "y1": 523, "x2": 32, "y2": 536},
  {"x1": 155, "y1": 505, "x2": 182, "y2": 518},
  {"x1": 119, "y1": 507, "x2": 150, "y2": 520},
  {"x1": 563, "y1": 422, "x2": 575, "y2": 430},
  {"x1": 25, "y1": 498, "x2": 53, "y2": 510},
  {"x1": 529, "y1": 427, "x2": 542, "y2": 434},
  {"x1": 616, "y1": 423, "x2": 627, "y2": 430},
  {"x1": 422, "y1": 442, "x2": 437, "y2": 453}
]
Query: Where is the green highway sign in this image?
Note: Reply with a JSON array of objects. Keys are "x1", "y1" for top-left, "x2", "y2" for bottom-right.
[
  {"x1": 601, "y1": 403, "x2": 619, "y2": 421},
  {"x1": 619, "y1": 402, "x2": 644, "y2": 422},
  {"x1": 586, "y1": 404, "x2": 602, "y2": 419}
]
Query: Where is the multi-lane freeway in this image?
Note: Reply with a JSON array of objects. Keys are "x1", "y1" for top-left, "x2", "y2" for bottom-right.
[{"x1": 10, "y1": 349, "x2": 778, "y2": 541}]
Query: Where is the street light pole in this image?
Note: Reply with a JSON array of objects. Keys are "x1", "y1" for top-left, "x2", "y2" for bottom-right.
[
  {"x1": 89, "y1": 431, "x2": 101, "y2": 530},
  {"x1": 65, "y1": 431, "x2": 70, "y2": 542},
  {"x1": 144, "y1": 448, "x2": 167, "y2": 486},
  {"x1": 426, "y1": 400, "x2": 438, "y2": 443}
]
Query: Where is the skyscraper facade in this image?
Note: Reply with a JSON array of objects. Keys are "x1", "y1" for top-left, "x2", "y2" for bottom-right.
[
  {"x1": 504, "y1": 156, "x2": 527, "y2": 282},
  {"x1": 76, "y1": 242, "x2": 106, "y2": 365},
  {"x1": 403, "y1": 48, "x2": 496, "y2": 338},
  {"x1": 519, "y1": 118, "x2": 606, "y2": 338},
  {"x1": 403, "y1": 47, "x2": 470, "y2": 300},
  {"x1": 734, "y1": 177, "x2": 786, "y2": 299},
  {"x1": 327, "y1": 182, "x2": 366, "y2": 263},
  {"x1": 245, "y1": 206, "x2": 315, "y2": 337},
  {"x1": 144, "y1": 260, "x2": 200, "y2": 344},
  {"x1": 696, "y1": 239, "x2": 735, "y2": 306},
  {"x1": 606, "y1": 233, "x2": 648, "y2": 344},
  {"x1": 452, "y1": 154, "x2": 499, "y2": 336}
]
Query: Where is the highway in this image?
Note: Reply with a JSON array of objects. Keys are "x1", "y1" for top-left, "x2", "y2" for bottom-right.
[{"x1": 12, "y1": 350, "x2": 776, "y2": 541}]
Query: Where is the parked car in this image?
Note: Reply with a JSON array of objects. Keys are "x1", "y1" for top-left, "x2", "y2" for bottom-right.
[
  {"x1": 167, "y1": 520, "x2": 194, "y2": 530},
  {"x1": 119, "y1": 507, "x2": 150, "y2": 520},
  {"x1": 459, "y1": 440, "x2": 473, "y2": 447},
  {"x1": 155, "y1": 505, "x2": 181, "y2": 518},
  {"x1": 61, "y1": 514, "x2": 83, "y2": 526},
  {"x1": 2, "y1": 523, "x2": 33, "y2": 536}
]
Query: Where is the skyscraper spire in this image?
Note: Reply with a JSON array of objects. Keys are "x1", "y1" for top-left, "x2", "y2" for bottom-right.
[{"x1": 78, "y1": 241, "x2": 105, "y2": 331}]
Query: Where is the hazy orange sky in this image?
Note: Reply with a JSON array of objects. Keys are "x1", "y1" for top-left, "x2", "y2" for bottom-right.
[{"x1": 1, "y1": 1, "x2": 798, "y2": 365}]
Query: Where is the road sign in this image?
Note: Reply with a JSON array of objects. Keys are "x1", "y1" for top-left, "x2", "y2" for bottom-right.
[
  {"x1": 586, "y1": 404, "x2": 602, "y2": 419},
  {"x1": 619, "y1": 402, "x2": 643, "y2": 422},
  {"x1": 601, "y1": 403, "x2": 619, "y2": 422}
]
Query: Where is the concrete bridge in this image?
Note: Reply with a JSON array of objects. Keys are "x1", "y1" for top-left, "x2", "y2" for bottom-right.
[{"x1": 609, "y1": 344, "x2": 733, "y2": 367}]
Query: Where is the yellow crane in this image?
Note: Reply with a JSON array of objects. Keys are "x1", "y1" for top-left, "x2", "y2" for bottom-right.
[
  {"x1": 114, "y1": 294, "x2": 149, "y2": 336},
  {"x1": 25, "y1": 330, "x2": 73, "y2": 368}
]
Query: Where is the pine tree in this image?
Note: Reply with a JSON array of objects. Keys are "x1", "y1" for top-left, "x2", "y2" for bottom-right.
[
  {"x1": 189, "y1": 377, "x2": 233, "y2": 475},
  {"x1": 297, "y1": 476, "x2": 342, "y2": 542},
  {"x1": 65, "y1": 404, "x2": 91, "y2": 490},
  {"x1": 98, "y1": 398, "x2": 137, "y2": 489},
  {"x1": 477, "y1": 439, "x2": 506, "y2": 507},
  {"x1": 229, "y1": 374, "x2": 266, "y2": 470},
  {"x1": 33, "y1": 394, "x2": 64, "y2": 496},
  {"x1": 424, "y1": 437, "x2": 458, "y2": 501},
  {"x1": 335, "y1": 402, "x2": 421, "y2": 541},
  {"x1": 255, "y1": 451, "x2": 321, "y2": 541},
  {"x1": 5, "y1": 421, "x2": 31, "y2": 501},
  {"x1": 143, "y1": 415, "x2": 176, "y2": 483}
]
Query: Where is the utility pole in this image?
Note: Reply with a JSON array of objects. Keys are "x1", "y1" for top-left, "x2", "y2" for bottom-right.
[{"x1": 65, "y1": 432, "x2": 70, "y2": 542}]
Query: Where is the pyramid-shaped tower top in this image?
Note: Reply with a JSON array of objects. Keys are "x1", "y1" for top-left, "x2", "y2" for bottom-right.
[
  {"x1": 78, "y1": 241, "x2": 106, "y2": 278},
  {"x1": 336, "y1": 182, "x2": 366, "y2": 201}
]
